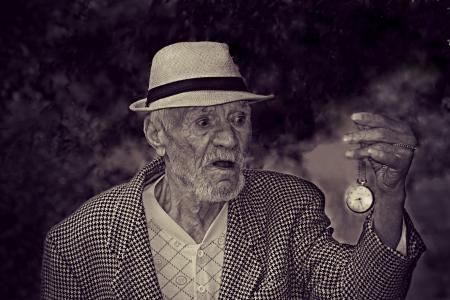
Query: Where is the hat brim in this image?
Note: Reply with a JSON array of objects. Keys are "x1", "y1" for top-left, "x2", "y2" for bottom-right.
[{"x1": 129, "y1": 90, "x2": 274, "y2": 112}]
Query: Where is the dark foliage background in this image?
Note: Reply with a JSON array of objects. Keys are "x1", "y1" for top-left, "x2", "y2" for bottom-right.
[{"x1": 1, "y1": 0, "x2": 449, "y2": 299}]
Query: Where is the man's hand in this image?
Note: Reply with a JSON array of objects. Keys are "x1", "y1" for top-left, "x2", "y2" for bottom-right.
[
  {"x1": 343, "y1": 112, "x2": 417, "y2": 249},
  {"x1": 343, "y1": 112, "x2": 417, "y2": 198}
]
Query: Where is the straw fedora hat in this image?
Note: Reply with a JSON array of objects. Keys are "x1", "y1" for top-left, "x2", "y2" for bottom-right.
[{"x1": 129, "y1": 41, "x2": 274, "y2": 112}]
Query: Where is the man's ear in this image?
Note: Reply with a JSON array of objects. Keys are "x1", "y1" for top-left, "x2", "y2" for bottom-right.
[{"x1": 143, "y1": 116, "x2": 167, "y2": 157}]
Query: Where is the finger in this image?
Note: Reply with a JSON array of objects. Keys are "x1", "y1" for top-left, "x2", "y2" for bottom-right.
[
  {"x1": 345, "y1": 143, "x2": 412, "y2": 169},
  {"x1": 355, "y1": 124, "x2": 371, "y2": 147},
  {"x1": 345, "y1": 147, "x2": 399, "y2": 168},
  {"x1": 343, "y1": 128, "x2": 417, "y2": 146},
  {"x1": 351, "y1": 112, "x2": 411, "y2": 134}
]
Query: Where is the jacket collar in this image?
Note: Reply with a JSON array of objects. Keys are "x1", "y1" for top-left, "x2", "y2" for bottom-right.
[
  {"x1": 108, "y1": 158, "x2": 165, "y2": 299},
  {"x1": 107, "y1": 158, "x2": 165, "y2": 257}
]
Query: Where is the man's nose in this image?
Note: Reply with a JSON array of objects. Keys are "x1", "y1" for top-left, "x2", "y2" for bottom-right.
[{"x1": 213, "y1": 124, "x2": 238, "y2": 149}]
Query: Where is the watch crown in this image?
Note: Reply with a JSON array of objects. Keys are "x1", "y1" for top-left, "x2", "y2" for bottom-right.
[{"x1": 357, "y1": 179, "x2": 367, "y2": 185}]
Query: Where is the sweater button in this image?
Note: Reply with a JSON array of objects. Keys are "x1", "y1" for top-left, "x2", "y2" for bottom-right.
[{"x1": 198, "y1": 249, "x2": 205, "y2": 257}]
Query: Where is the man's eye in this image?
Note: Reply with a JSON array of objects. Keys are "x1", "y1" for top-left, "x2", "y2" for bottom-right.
[
  {"x1": 233, "y1": 114, "x2": 247, "y2": 126},
  {"x1": 196, "y1": 118, "x2": 210, "y2": 128}
]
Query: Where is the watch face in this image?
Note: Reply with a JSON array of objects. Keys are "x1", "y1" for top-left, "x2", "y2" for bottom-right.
[{"x1": 345, "y1": 184, "x2": 374, "y2": 213}]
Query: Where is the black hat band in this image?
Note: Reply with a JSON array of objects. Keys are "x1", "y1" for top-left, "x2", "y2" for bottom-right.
[{"x1": 146, "y1": 77, "x2": 248, "y2": 106}]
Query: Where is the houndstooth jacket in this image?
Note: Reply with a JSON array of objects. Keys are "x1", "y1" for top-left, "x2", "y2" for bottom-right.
[{"x1": 41, "y1": 158, "x2": 425, "y2": 299}]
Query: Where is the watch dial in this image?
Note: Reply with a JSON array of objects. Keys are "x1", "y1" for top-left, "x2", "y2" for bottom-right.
[{"x1": 345, "y1": 184, "x2": 374, "y2": 213}]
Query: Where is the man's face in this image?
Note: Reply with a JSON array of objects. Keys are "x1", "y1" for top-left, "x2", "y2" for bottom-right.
[{"x1": 163, "y1": 101, "x2": 251, "y2": 202}]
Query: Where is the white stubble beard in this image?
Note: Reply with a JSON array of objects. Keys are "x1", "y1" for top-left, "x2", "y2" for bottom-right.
[{"x1": 166, "y1": 149, "x2": 246, "y2": 203}]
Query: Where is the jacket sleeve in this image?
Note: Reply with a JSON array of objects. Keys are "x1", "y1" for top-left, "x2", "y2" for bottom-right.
[
  {"x1": 41, "y1": 232, "x2": 83, "y2": 299},
  {"x1": 292, "y1": 187, "x2": 426, "y2": 300}
]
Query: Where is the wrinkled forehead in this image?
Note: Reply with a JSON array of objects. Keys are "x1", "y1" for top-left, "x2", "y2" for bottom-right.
[{"x1": 178, "y1": 101, "x2": 251, "y2": 119}]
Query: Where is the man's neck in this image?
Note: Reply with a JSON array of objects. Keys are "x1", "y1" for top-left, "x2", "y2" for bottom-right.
[{"x1": 154, "y1": 175, "x2": 225, "y2": 244}]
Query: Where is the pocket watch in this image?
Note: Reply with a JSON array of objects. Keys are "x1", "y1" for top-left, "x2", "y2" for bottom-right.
[{"x1": 345, "y1": 156, "x2": 374, "y2": 213}]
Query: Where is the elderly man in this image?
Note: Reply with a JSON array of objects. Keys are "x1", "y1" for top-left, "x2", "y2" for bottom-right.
[{"x1": 41, "y1": 42, "x2": 425, "y2": 299}]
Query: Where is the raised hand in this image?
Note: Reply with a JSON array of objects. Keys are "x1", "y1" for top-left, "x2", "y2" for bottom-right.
[{"x1": 343, "y1": 112, "x2": 417, "y2": 196}]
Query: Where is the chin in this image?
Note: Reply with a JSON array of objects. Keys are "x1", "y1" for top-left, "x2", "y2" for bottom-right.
[{"x1": 196, "y1": 173, "x2": 245, "y2": 203}]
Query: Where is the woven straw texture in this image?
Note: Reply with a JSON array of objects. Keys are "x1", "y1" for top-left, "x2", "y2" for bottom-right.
[{"x1": 149, "y1": 42, "x2": 241, "y2": 88}]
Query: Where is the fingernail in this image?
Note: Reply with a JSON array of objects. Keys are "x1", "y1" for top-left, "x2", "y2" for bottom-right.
[
  {"x1": 342, "y1": 135, "x2": 351, "y2": 142},
  {"x1": 351, "y1": 113, "x2": 363, "y2": 121},
  {"x1": 345, "y1": 150, "x2": 354, "y2": 158}
]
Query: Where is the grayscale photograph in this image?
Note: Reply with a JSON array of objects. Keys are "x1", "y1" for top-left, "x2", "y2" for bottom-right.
[{"x1": 1, "y1": 0, "x2": 449, "y2": 299}]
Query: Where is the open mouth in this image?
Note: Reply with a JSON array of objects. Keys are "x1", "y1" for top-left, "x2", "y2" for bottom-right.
[{"x1": 211, "y1": 160, "x2": 236, "y2": 169}]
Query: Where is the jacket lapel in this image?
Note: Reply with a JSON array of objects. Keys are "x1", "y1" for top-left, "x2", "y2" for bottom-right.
[
  {"x1": 112, "y1": 214, "x2": 162, "y2": 299},
  {"x1": 109, "y1": 159, "x2": 165, "y2": 299},
  {"x1": 219, "y1": 178, "x2": 266, "y2": 299}
]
